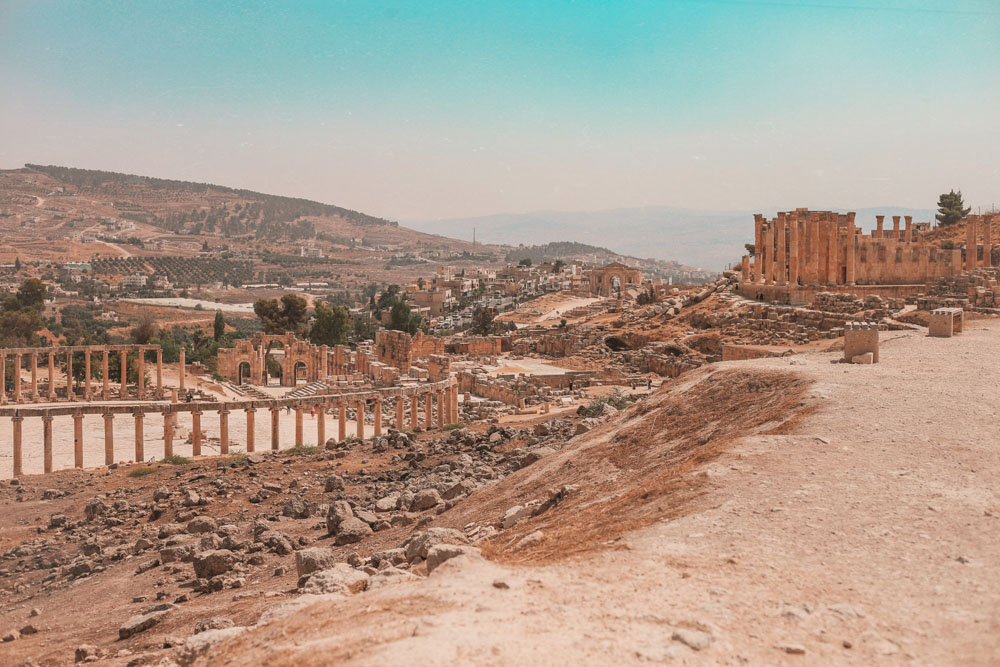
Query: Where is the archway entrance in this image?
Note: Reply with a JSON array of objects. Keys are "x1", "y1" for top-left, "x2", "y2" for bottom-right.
[
  {"x1": 294, "y1": 361, "x2": 308, "y2": 384},
  {"x1": 237, "y1": 361, "x2": 251, "y2": 385},
  {"x1": 264, "y1": 340, "x2": 285, "y2": 386}
]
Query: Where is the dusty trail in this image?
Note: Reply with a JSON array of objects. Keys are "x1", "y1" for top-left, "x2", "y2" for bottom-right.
[{"x1": 211, "y1": 322, "x2": 1000, "y2": 666}]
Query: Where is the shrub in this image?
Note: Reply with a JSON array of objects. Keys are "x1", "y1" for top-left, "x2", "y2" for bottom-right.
[
  {"x1": 127, "y1": 466, "x2": 157, "y2": 477},
  {"x1": 578, "y1": 389, "x2": 635, "y2": 418},
  {"x1": 161, "y1": 455, "x2": 191, "y2": 465}
]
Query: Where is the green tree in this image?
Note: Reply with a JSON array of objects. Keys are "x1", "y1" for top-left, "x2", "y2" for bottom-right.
[
  {"x1": 518, "y1": 258, "x2": 532, "y2": 267},
  {"x1": 15, "y1": 279, "x2": 47, "y2": 310},
  {"x1": 309, "y1": 303, "x2": 349, "y2": 346},
  {"x1": 388, "y1": 300, "x2": 421, "y2": 334},
  {"x1": 254, "y1": 294, "x2": 308, "y2": 334},
  {"x1": 0, "y1": 278, "x2": 47, "y2": 346},
  {"x1": 935, "y1": 190, "x2": 971, "y2": 227},
  {"x1": 213, "y1": 311, "x2": 226, "y2": 341},
  {"x1": 470, "y1": 306, "x2": 497, "y2": 335},
  {"x1": 131, "y1": 318, "x2": 157, "y2": 344},
  {"x1": 552, "y1": 259, "x2": 565, "y2": 273}
]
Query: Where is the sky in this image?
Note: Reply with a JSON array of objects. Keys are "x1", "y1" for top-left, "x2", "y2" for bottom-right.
[{"x1": 1, "y1": 0, "x2": 998, "y2": 221}]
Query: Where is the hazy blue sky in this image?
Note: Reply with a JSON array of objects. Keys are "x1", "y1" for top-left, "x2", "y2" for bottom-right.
[{"x1": 1, "y1": 0, "x2": 997, "y2": 220}]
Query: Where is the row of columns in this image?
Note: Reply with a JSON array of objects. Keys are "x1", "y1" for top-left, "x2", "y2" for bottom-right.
[
  {"x1": 0, "y1": 347, "x2": 164, "y2": 405},
  {"x1": 750, "y1": 210, "x2": 858, "y2": 287},
  {"x1": 966, "y1": 214, "x2": 996, "y2": 272},
  {"x1": 7, "y1": 385, "x2": 461, "y2": 476}
]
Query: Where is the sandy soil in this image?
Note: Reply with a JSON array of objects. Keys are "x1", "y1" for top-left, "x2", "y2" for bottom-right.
[{"x1": 205, "y1": 321, "x2": 1000, "y2": 665}]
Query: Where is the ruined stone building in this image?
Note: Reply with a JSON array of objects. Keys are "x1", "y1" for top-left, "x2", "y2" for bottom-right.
[{"x1": 737, "y1": 208, "x2": 996, "y2": 303}]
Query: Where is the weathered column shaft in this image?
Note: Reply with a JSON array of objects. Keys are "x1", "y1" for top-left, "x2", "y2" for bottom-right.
[
  {"x1": 137, "y1": 349, "x2": 145, "y2": 398},
  {"x1": 294, "y1": 406, "x2": 303, "y2": 446},
  {"x1": 396, "y1": 398, "x2": 405, "y2": 430},
  {"x1": 156, "y1": 348, "x2": 163, "y2": 393},
  {"x1": 776, "y1": 213, "x2": 787, "y2": 285},
  {"x1": 436, "y1": 391, "x2": 445, "y2": 428},
  {"x1": 120, "y1": 350, "x2": 127, "y2": 397},
  {"x1": 904, "y1": 215, "x2": 913, "y2": 244},
  {"x1": 48, "y1": 352, "x2": 56, "y2": 400},
  {"x1": 192, "y1": 411, "x2": 202, "y2": 456},
  {"x1": 103, "y1": 413, "x2": 114, "y2": 466},
  {"x1": 42, "y1": 415, "x2": 53, "y2": 473},
  {"x1": 13, "y1": 354, "x2": 22, "y2": 402},
  {"x1": 410, "y1": 395, "x2": 419, "y2": 430},
  {"x1": 875, "y1": 215, "x2": 884, "y2": 239},
  {"x1": 163, "y1": 412, "x2": 174, "y2": 458},
  {"x1": 827, "y1": 218, "x2": 839, "y2": 284},
  {"x1": 967, "y1": 215, "x2": 978, "y2": 272},
  {"x1": 84, "y1": 350, "x2": 91, "y2": 398},
  {"x1": 270, "y1": 407, "x2": 280, "y2": 451},
  {"x1": 179, "y1": 348, "x2": 186, "y2": 390},
  {"x1": 219, "y1": 409, "x2": 230, "y2": 455},
  {"x1": 102, "y1": 350, "x2": 110, "y2": 399},
  {"x1": 316, "y1": 405, "x2": 325, "y2": 446},
  {"x1": 424, "y1": 392, "x2": 433, "y2": 429},
  {"x1": 73, "y1": 413, "x2": 84, "y2": 468},
  {"x1": 134, "y1": 412, "x2": 144, "y2": 462},
  {"x1": 245, "y1": 408, "x2": 256, "y2": 452},
  {"x1": 1, "y1": 354, "x2": 7, "y2": 405},
  {"x1": 30, "y1": 354, "x2": 37, "y2": 399},
  {"x1": 984, "y1": 218, "x2": 993, "y2": 268},
  {"x1": 12, "y1": 416, "x2": 23, "y2": 477},
  {"x1": 339, "y1": 404, "x2": 347, "y2": 441},
  {"x1": 356, "y1": 400, "x2": 366, "y2": 439},
  {"x1": 373, "y1": 399, "x2": 382, "y2": 436},
  {"x1": 789, "y1": 215, "x2": 800, "y2": 286},
  {"x1": 846, "y1": 212, "x2": 857, "y2": 285}
]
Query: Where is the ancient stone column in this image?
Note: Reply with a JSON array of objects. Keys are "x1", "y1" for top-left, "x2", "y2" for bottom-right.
[
  {"x1": 270, "y1": 406, "x2": 280, "y2": 451},
  {"x1": 11, "y1": 415, "x2": 23, "y2": 477},
  {"x1": 339, "y1": 404, "x2": 347, "y2": 441},
  {"x1": 219, "y1": 409, "x2": 230, "y2": 455},
  {"x1": 102, "y1": 350, "x2": 110, "y2": 400},
  {"x1": 316, "y1": 404, "x2": 325, "y2": 446},
  {"x1": 192, "y1": 410, "x2": 202, "y2": 456},
  {"x1": 156, "y1": 348, "x2": 163, "y2": 394},
  {"x1": 66, "y1": 350, "x2": 74, "y2": 400},
  {"x1": 436, "y1": 390, "x2": 445, "y2": 428},
  {"x1": 891, "y1": 215, "x2": 900, "y2": 240},
  {"x1": 740, "y1": 255, "x2": 749, "y2": 282},
  {"x1": 179, "y1": 348, "x2": 186, "y2": 391},
  {"x1": 134, "y1": 410, "x2": 144, "y2": 462},
  {"x1": 789, "y1": 214, "x2": 800, "y2": 286},
  {"x1": 396, "y1": 397, "x2": 405, "y2": 430},
  {"x1": 42, "y1": 415, "x2": 53, "y2": 474},
  {"x1": 120, "y1": 349, "x2": 128, "y2": 398},
  {"x1": 294, "y1": 406, "x2": 303, "y2": 447},
  {"x1": 875, "y1": 215, "x2": 884, "y2": 239},
  {"x1": 103, "y1": 413, "x2": 114, "y2": 466},
  {"x1": 985, "y1": 217, "x2": 993, "y2": 268},
  {"x1": 373, "y1": 398, "x2": 382, "y2": 436},
  {"x1": 410, "y1": 395, "x2": 419, "y2": 430},
  {"x1": 84, "y1": 349, "x2": 91, "y2": 399},
  {"x1": 775, "y1": 212, "x2": 787, "y2": 285},
  {"x1": 13, "y1": 353, "x2": 22, "y2": 403},
  {"x1": 424, "y1": 392, "x2": 433, "y2": 430},
  {"x1": 245, "y1": 407, "x2": 256, "y2": 452},
  {"x1": 826, "y1": 217, "x2": 839, "y2": 284},
  {"x1": 452, "y1": 386, "x2": 460, "y2": 423},
  {"x1": 30, "y1": 354, "x2": 37, "y2": 400},
  {"x1": 137, "y1": 348, "x2": 145, "y2": 399},
  {"x1": 762, "y1": 224, "x2": 773, "y2": 285},
  {"x1": 356, "y1": 400, "x2": 366, "y2": 440},
  {"x1": 846, "y1": 212, "x2": 857, "y2": 285},
  {"x1": 753, "y1": 213, "x2": 764, "y2": 282},
  {"x1": 904, "y1": 215, "x2": 913, "y2": 244},
  {"x1": 967, "y1": 215, "x2": 978, "y2": 272},
  {"x1": 73, "y1": 412, "x2": 84, "y2": 468},
  {"x1": 163, "y1": 411, "x2": 174, "y2": 458},
  {"x1": 48, "y1": 351, "x2": 56, "y2": 401}
]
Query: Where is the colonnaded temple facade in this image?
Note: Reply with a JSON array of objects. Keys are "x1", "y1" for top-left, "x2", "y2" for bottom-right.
[{"x1": 737, "y1": 208, "x2": 997, "y2": 304}]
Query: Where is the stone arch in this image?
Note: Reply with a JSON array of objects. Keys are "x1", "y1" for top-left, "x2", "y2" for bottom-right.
[{"x1": 237, "y1": 361, "x2": 251, "y2": 385}]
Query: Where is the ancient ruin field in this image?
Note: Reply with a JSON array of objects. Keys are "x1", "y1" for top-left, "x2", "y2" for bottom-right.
[{"x1": 1, "y1": 322, "x2": 997, "y2": 664}]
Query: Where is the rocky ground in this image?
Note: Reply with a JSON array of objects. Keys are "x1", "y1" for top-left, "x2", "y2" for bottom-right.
[{"x1": 2, "y1": 321, "x2": 999, "y2": 665}]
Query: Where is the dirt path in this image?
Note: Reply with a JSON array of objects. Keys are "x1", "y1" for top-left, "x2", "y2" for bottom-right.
[{"x1": 212, "y1": 322, "x2": 1000, "y2": 665}]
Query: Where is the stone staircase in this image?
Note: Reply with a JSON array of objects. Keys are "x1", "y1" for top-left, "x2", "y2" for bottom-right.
[{"x1": 284, "y1": 382, "x2": 330, "y2": 400}]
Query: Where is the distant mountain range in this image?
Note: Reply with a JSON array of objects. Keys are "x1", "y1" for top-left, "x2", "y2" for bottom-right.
[{"x1": 408, "y1": 206, "x2": 937, "y2": 271}]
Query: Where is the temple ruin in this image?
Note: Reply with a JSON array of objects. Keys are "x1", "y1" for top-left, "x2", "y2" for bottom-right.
[{"x1": 738, "y1": 209, "x2": 998, "y2": 304}]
